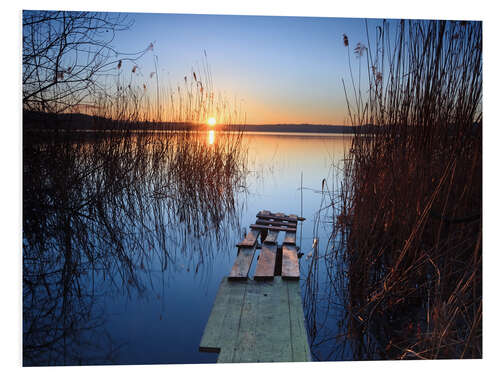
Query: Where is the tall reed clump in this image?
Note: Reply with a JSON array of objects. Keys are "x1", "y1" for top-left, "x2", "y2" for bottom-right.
[
  {"x1": 84, "y1": 51, "x2": 246, "y2": 128},
  {"x1": 334, "y1": 20, "x2": 482, "y2": 359}
]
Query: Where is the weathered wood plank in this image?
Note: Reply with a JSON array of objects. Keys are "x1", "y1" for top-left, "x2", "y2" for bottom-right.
[
  {"x1": 256, "y1": 213, "x2": 305, "y2": 222},
  {"x1": 287, "y1": 280, "x2": 311, "y2": 362},
  {"x1": 254, "y1": 244, "x2": 277, "y2": 280},
  {"x1": 283, "y1": 231, "x2": 296, "y2": 245},
  {"x1": 231, "y1": 282, "x2": 259, "y2": 363},
  {"x1": 282, "y1": 245, "x2": 300, "y2": 280},
  {"x1": 237, "y1": 228, "x2": 260, "y2": 247},
  {"x1": 214, "y1": 280, "x2": 248, "y2": 362},
  {"x1": 257, "y1": 210, "x2": 271, "y2": 217},
  {"x1": 256, "y1": 219, "x2": 297, "y2": 228},
  {"x1": 200, "y1": 278, "x2": 246, "y2": 352},
  {"x1": 263, "y1": 229, "x2": 279, "y2": 244},
  {"x1": 199, "y1": 278, "x2": 230, "y2": 352},
  {"x1": 250, "y1": 224, "x2": 296, "y2": 232},
  {"x1": 254, "y1": 279, "x2": 293, "y2": 362},
  {"x1": 257, "y1": 212, "x2": 296, "y2": 221},
  {"x1": 200, "y1": 278, "x2": 310, "y2": 363},
  {"x1": 228, "y1": 248, "x2": 256, "y2": 280}
]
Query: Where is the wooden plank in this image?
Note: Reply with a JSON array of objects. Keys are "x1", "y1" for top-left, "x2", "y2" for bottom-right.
[
  {"x1": 213, "y1": 280, "x2": 248, "y2": 362},
  {"x1": 237, "y1": 228, "x2": 260, "y2": 247},
  {"x1": 257, "y1": 212, "x2": 297, "y2": 221},
  {"x1": 229, "y1": 248, "x2": 256, "y2": 280},
  {"x1": 231, "y1": 282, "x2": 260, "y2": 363},
  {"x1": 201, "y1": 278, "x2": 311, "y2": 363},
  {"x1": 254, "y1": 244, "x2": 277, "y2": 280},
  {"x1": 283, "y1": 231, "x2": 296, "y2": 245},
  {"x1": 282, "y1": 245, "x2": 300, "y2": 280},
  {"x1": 287, "y1": 280, "x2": 311, "y2": 362},
  {"x1": 256, "y1": 219, "x2": 296, "y2": 228},
  {"x1": 257, "y1": 213, "x2": 305, "y2": 222},
  {"x1": 263, "y1": 229, "x2": 279, "y2": 244},
  {"x1": 200, "y1": 278, "x2": 246, "y2": 352},
  {"x1": 199, "y1": 278, "x2": 230, "y2": 352},
  {"x1": 250, "y1": 224, "x2": 296, "y2": 232},
  {"x1": 254, "y1": 278, "x2": 293, "y2": 362}
]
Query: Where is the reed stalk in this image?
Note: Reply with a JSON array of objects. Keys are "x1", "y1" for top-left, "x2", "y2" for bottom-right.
[{"x1": 332, "y1": 19, "x2": 482, "y2": 359}]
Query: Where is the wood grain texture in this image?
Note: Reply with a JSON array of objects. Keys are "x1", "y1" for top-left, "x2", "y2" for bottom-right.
[
  {"x1": 199, "y1": 278, "x2": 247, "y2": 352},
  {"x1": 228, "y1": 248, "x2": 256, "y2": 280},
  {"x1": 199, "y1": 278, "x2": 310, "y2": 363},
  {"x1": 256, "y1": 212, "x2": 305, "y2": 222},
  {"x1": 237, "y1": 228, "x2": 260, "y2": 247},
  {"x1": 263, "y1": 229, "x2": 279, "y2": 244},
  {"x1": 250, "y1": 224, "x2": 296, "y2": 232},
  {"x1": 287, "y1": 280, "x2": 311, "y2": 361},
  {"x1": 282, "y1": 245, "x2": 300, "y2": 280},
  {"x1": 256, "y1": 219, "x2": 297, "y2": 228},
  {"x1": 231, "y1": 282, "x2": 260, "y2": 362},
  {"x1": 254, "y1": 244, "x2": 277, "y2": 280},
  {"x1": 283, "y1": 231, "x2": 296, "y2": 245},
  {"x1": 254, "y1": 278, "x2": 292, "y2": 362}
]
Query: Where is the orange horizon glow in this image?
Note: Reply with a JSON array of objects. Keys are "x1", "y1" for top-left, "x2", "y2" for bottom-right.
[{"x1": 56, "y1": 14, "x2": 396, "y2": 126}]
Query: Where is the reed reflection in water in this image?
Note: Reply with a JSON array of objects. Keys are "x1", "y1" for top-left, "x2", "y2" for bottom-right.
[{"x1": 23, "y1": 130, "x2": 248, "y2": 365}]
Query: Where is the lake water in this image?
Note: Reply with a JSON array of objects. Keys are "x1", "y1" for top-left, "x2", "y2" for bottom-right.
[{"x1": 23, "y1": 131, "x2": 353, "y2": 365}]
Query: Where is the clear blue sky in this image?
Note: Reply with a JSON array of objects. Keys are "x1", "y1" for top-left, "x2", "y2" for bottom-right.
[{"x1": 108, "y1": 13, "x2": 388, "y2": 124}]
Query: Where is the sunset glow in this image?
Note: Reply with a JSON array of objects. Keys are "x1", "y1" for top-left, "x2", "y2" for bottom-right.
[
  {"x1": 105, "y1": 14, "x2": 393, "y2": 125},
  {"x1": 207, "y1": 117, "x2": 216, "y2": 126},
  {"x1": 208, "y1": 130, "x2": 215, "y2": 145}
]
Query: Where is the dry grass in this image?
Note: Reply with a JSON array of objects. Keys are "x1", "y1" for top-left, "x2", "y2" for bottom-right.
[
  {"x1": 331, "y1": 20, "x2": 482, "y2": 359},
  {"x1": 82, "y1": 52, "x2": 246, "y2": 127}
]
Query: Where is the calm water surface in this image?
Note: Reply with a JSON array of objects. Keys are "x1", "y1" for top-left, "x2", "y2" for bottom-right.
[{"x1": 23, "y1": 131, "x2": 352, "y2": 365}]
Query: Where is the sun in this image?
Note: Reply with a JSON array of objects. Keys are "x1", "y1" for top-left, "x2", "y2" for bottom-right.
[{"x1": 207, "y1": 117, "x2": 216, "y2": 126}]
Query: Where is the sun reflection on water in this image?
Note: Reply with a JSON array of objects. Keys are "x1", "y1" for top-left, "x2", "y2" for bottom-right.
[{"x1": 208, "y1": 130, "x2": 215, "y2": 145}]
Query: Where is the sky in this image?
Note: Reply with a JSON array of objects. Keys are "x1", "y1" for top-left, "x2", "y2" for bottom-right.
[{"x1": 108, "y1": 13, "x2": 387, "y2": 125}]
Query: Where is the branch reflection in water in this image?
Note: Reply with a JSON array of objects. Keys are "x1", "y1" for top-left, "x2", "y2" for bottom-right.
[{"x1": 23, "y1": 129, "x2": 248, "y2": 365}]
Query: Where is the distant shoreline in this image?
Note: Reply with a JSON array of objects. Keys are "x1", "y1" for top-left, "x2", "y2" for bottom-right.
[
  {"x1": 229, "y1": 124, "x2": 356, "y2": 134},
  {"x1": 23, "y1": 111, "x2": 373, "y2": 134}
]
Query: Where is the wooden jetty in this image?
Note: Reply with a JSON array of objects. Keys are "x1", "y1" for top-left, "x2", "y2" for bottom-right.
[{"x1": 199, "y1": 210, "x2": 311, "y2": 363}]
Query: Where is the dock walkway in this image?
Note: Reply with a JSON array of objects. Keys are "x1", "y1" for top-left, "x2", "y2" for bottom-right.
[{"x1": 199, "y1": 210, "x2": 311, "y2": 363}]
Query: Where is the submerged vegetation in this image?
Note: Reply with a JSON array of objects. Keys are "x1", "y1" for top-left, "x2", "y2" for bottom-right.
[{"x1": 326, "y1": 20, "x2": 482, "y2": 359}]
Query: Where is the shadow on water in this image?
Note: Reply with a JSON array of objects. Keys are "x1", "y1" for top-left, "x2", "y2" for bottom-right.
[{"x1": 23, "y1": 130, "x2": 248, "y2": 365}]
